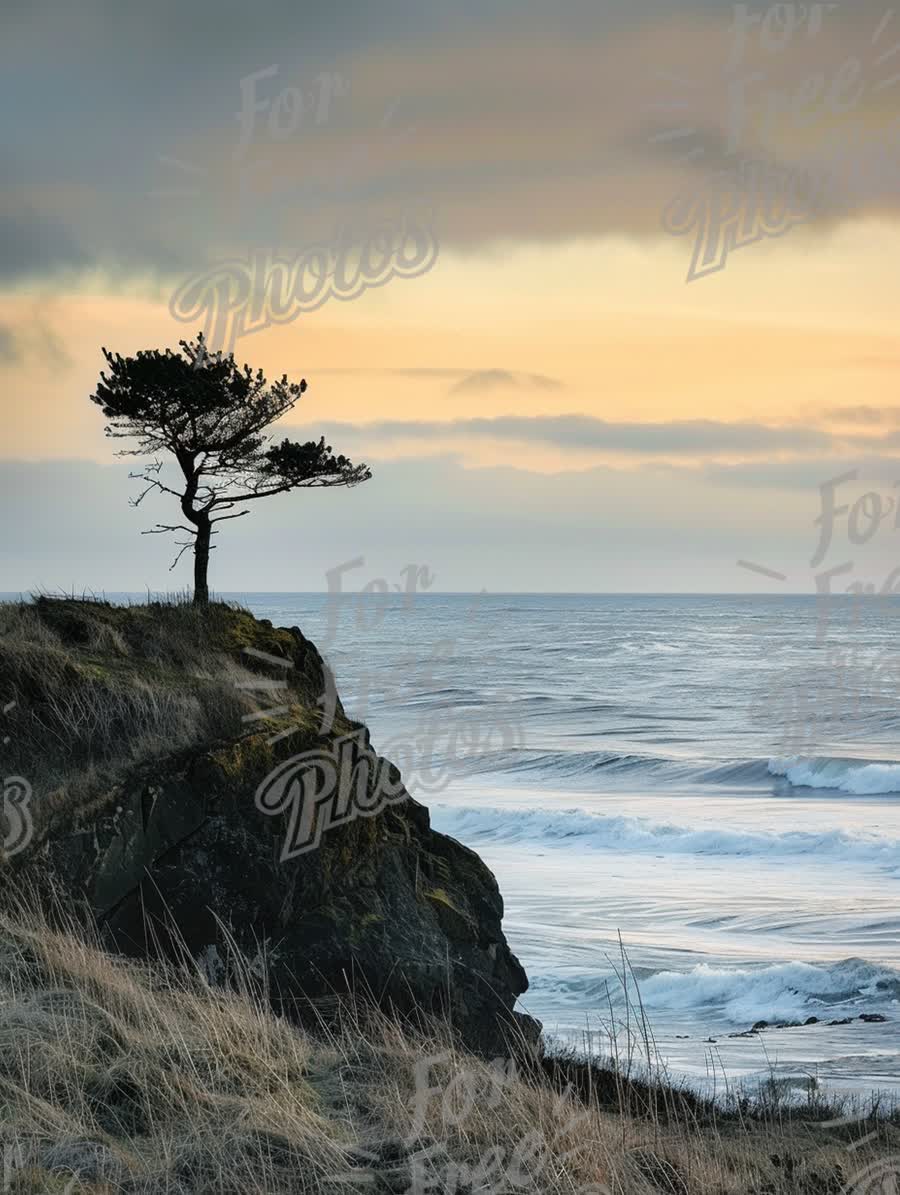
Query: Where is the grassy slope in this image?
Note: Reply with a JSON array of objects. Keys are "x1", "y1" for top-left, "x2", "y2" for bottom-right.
[
  {"x1": 2, "y1": 904, "x2": 898, "y2": 1195},
  {"x1": 0, "y1": 596, "x2": 352, "y2": 839}
]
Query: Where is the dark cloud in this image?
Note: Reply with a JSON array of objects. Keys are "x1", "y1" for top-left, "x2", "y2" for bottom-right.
[
  {"x1": 0, "y1": 207, "x2": 90, "y2": 283},
  {"x1": 3, "y1": 0, "x2": 898, "y2": 286}
]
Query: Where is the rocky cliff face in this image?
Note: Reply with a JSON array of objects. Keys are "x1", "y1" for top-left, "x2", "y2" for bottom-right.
[{"x1": 3, "y1": 598, "x2": 533, "y2": 1054}]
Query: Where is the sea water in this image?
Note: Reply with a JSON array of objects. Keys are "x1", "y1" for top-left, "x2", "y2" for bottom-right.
[{"x1": 226, "y1": 594, "x2": 900, "y2": 1096}]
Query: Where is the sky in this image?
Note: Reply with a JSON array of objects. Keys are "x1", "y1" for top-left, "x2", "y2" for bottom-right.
[{"x1": 4, "y1": 0, "x2": 900, "y2": 593}]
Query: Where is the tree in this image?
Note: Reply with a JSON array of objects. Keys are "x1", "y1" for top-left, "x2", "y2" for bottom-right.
[{"x1": 90, "y1": 333, "x2": 371, "y2": 604}]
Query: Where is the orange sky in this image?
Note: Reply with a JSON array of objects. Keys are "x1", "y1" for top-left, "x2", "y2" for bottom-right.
[{"x1": 5, "y1": 221, "x2": 900, "y2": 471}]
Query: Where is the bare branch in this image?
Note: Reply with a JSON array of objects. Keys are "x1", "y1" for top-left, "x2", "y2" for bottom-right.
[
  {"x1": 210, "y1": 509, "x2": 251, "y2": 525},
  {"x1": 168, "y1": 540, "x2": 194, "y2": 571},
  {"x1": 141, "y1": 523, "x2": 196, "y2": 536}
]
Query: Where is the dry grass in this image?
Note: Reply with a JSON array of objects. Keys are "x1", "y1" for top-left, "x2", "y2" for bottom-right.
[
  {"x1": 0, "y1": 596, "x2": 337, "y2": 832},
  {"x1": 0, "y1": 599, "x2": 250, "y2": 780},
  {"x1": 0, "y1": 900, "x2": 896, "y2": 1194},
  {"x1": 0, "y1": 902, "x2": 348, "y2": 1193}
]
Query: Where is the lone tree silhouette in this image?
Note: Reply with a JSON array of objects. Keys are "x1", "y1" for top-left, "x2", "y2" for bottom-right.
[{"x1": 90, "y1": 333, "x2": 371, "y2": 604}]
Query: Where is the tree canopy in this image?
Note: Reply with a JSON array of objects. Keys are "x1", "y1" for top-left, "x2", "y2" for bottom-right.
[{"x1": 90, "y1": 333, "x2": 371, "y2": 602}]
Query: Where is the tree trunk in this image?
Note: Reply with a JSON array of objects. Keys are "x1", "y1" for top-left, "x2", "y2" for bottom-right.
[{"x1": 193, "y1": 519, "x2": 211, "y2": 605}]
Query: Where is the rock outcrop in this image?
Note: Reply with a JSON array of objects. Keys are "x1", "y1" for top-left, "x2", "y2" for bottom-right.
[{"x1": 3, "y1": 598, "x2": 533, "y2": 1054}]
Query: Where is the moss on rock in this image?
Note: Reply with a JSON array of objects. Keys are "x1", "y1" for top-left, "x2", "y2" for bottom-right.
[{"x1": 3, "y1": 598, "x2": 534, "y2": 1055}]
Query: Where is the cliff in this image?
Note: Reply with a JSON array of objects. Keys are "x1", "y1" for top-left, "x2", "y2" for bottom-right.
[{"x1": 0, "y1": 596, "x2": 534, "y2": 1055}]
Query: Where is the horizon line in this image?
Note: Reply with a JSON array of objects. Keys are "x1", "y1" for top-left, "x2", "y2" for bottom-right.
[{"x1": 0, "y1": 590, "x2": 894, "y2": 600}]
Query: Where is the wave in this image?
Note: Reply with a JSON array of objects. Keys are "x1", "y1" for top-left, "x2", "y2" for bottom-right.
[
  {"x1": 529, "y1": 958, "x2": 900, "y2": 1025},
  {"x1": 430, "y1": 803, "x2": 900, "y2": 870},
  {"x1": 525, "y1": 956, "x2": 898, "y2": 1022},
  {"x1": 461, "y1": 745, "x2": 900, "y2": 797},
  {"x1": 461, "y1": 746, "x2": 774, "y2": 787},
  {"x1": 769, "y1": 756, "x2": 900, "y2": 795}
]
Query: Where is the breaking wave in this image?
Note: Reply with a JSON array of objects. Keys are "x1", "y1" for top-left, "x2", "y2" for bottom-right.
[
  {"x1": 461, "y1": 746, "x2": 900, "y2": 796},
  {"x1": 529, "y1": 958, "x2": 900, "y2": 1025},
  {"x1": 430, "y1": 803, "x2": 900, "y2": 870},
  {"x1": 769, "y1": 756, "x2": 900, "y2": 795}
]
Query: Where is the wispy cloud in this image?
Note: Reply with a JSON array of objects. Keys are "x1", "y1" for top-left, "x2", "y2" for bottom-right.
[
  {"x1": 313, "y1": 366, "x2": 565, "y2": 392},
  {"x1": 447, "y1": 369, "x2": 563, "y2": 396},
  {"x1": 0, "y1": 325, "x2": 19, "y2": 365},
  {"x1": 0, "y1": 314, "x2": 72, "y2": 372},
  {"x1": 702, "y1": 456, "x2": 900, "y2": 489},
  {"x1": 821, "y1": 406, "x2": 900, "y2": 426},
  {"x1": 309, "y1": 414, "x2": 848, "y2": 460}
]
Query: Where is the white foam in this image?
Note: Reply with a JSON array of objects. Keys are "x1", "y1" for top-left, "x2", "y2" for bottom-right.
[
  {"x1": 639, "y1": 959, "x2": 897, "y2": 1023},
  {"x1": 431, "y1": 803, "x2": 900, "y2": 870},
  {"x1": 530, "y1": 958, "x2": 900, "y2": 1025},
  {"x1": 768, "y1": 756, "x2": 900, "y2": 795}
]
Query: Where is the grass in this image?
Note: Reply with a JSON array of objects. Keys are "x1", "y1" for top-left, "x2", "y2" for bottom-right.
[
  {"x1": 0, "y1": 898, "x2": 896, "y2": 1194},
  {"x1": 0, "y1": 595, "x2": 351, "y2": 841}
]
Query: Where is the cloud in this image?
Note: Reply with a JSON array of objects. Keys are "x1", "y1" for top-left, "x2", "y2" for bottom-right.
[
  {"x1": 0, "y1": 325, "x2": 19, "y2": 364},
  {"x1": 316, "y1": 368, "x2": 464, "y2": 379},
  {"x1": 3, "y1": 0, "x2": 899, "y2": 288},
  {"x1": 447, "y1": 369, "x2": 563, "y2": 396},
  {"x1": 702, "y1": 457, "x2": 900, "y2": 489},
  {"x1": 312, "y1": 414, "x2": 838, "y2": 458},
  {"x1": 0, "y1": 206, "x2": 91, "y2": 285},
  {"x1": 314, "y1": 366, "x2": 563, "y2": 387},
  {"x1": 0, "y1": 451, "x2": 836, "y2": 593},
  {"x1": 309, "y1": 366, "x2": 566, "y2": 394},
  {"x1": 0, "y1": 313, "x2": 73, "y2": 372},
  {"x1": 822, "y1": 406, "x2": 900, "y2": 426}
]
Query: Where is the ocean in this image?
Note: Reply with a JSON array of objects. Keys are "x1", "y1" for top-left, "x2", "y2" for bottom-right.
[{"x1": 239, "y1": 592, "x2": 900, "y2": 1100}]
